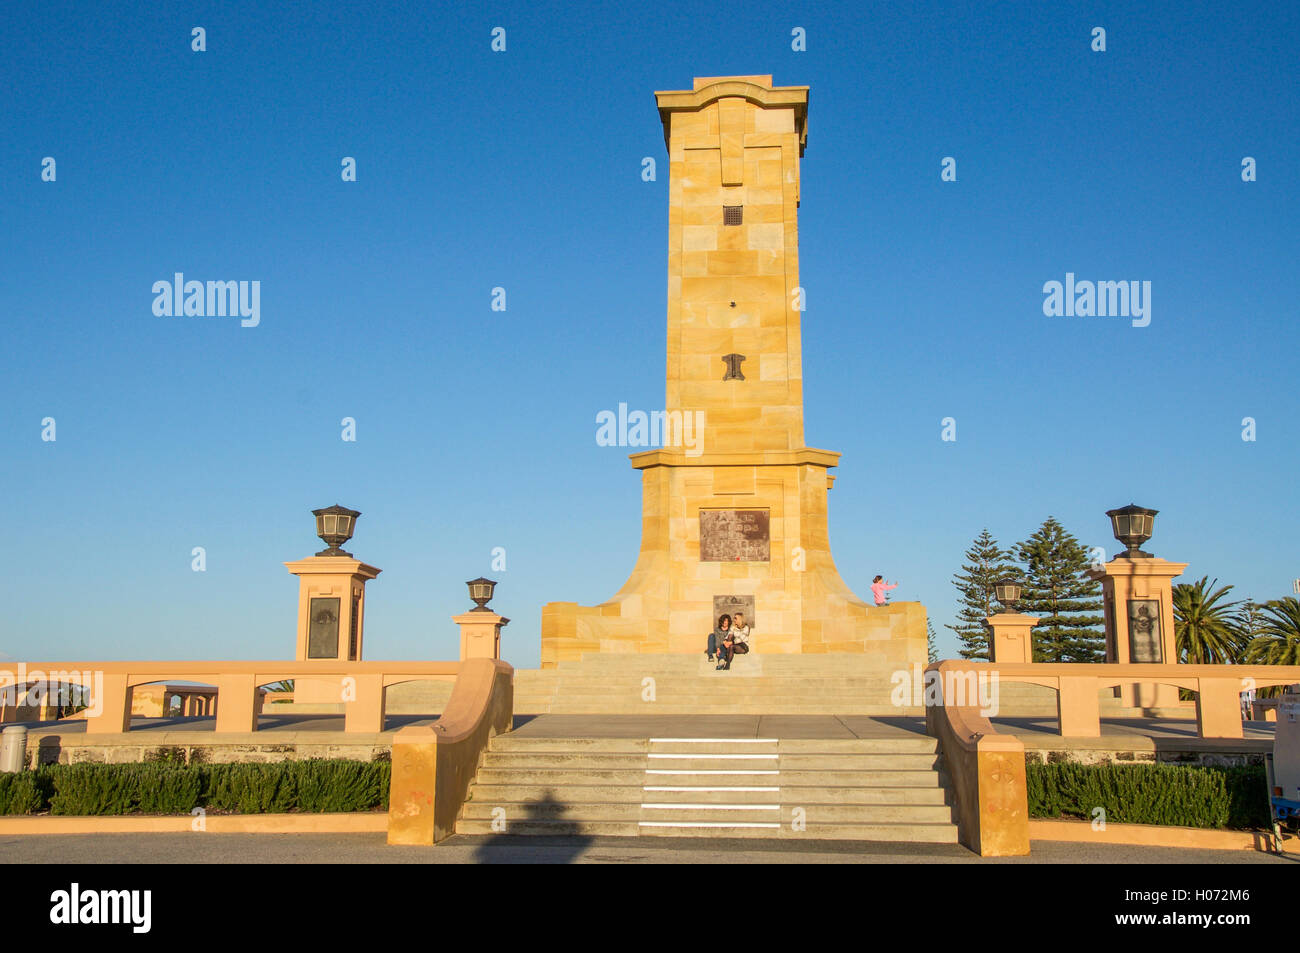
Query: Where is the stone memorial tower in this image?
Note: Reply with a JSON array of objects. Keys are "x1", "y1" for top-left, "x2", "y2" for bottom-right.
[{"x1": 542, "y1": 76, "x2": 926, "y2": 667}]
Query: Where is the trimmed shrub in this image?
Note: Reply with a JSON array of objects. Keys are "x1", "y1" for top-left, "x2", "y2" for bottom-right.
[
  {"x1": 291, "y1": 760, "x2": 389, "y2": 813},
  {"x1": 50, "y1": 763, "x2": 139, "y2": 816},
  {"x1": 0, "y1": 771, "x2": 45, "y2": 815},
  {"x1": 136, "y1": 764, "x2": 203, "y2": 814},
  {"x1": 0, "y1": 759, "x2": 390, "y2": 815},
  {"x1": 203, "y1": 763, "x2": 298, "y2": 814},
  {"x1": 1027, "y1": 762, "x2": 1269, "y2": 830}
]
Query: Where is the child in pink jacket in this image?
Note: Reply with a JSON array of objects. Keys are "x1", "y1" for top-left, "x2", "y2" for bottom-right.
[{"x1": 871, "y1": 575, "x2": 898, "y2": 606}]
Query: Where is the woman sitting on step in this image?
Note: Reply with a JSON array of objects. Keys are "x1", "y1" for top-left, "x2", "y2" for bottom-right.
[
  {"x1": 731, "y1": 612, "x2": 751, "y2": 656},
  {"x1": 707, "y1": 613, "x2": 732, "y2": 667}
]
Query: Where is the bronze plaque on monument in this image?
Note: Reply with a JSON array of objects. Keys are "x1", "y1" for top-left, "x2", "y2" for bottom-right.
[
  {"x1": 713, "y1": 594, "x2": 755, "y2": 629},
  {"x1": 1126, "y1": 599, "x2": 1163, "y2": 663},
  {"x1": 308, "y1": 597, "x2": 341, "y2": 659},
  {"x1": 699, "y1": 509, "x2": 770, "y2": 562}
]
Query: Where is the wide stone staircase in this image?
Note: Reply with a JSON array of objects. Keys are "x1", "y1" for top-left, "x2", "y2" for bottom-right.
[
  {"x1": 512, "y1": 653, "x2": 925, "y2": 715},
  {"x1": 380, "y1": 652, "x2": 1196, "y2": 719},
  {"x1": 456, "y1": 733, "x2": 959, "y2": 842}
]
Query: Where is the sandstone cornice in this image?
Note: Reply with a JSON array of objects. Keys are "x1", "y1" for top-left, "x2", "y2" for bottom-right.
[{"x1": 655, "y1": 77, "x2": 809, "y2": 154}]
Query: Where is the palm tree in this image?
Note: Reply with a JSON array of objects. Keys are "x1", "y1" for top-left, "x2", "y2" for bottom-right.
[
  {"x1": 1242, "y1": 597, "x2": 1300, "y2": 666},
  {"x1": 1172, "y1": 576, "x2": 1245, "y2": 664}
]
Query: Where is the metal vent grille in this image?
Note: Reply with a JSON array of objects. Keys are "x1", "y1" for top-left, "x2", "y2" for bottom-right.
[{"x1": 723, "y1": 205, "x2": 743, "y2": 226}]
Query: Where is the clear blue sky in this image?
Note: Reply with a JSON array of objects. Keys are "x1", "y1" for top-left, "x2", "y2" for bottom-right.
[{"x1": 2, "y1": 0, "x2": 1296, "y2": 667}]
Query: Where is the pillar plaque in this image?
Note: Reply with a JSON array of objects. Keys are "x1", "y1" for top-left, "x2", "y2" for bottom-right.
[
  {"x1": 1126, "y1": 600, "x2": 1163, "y2": 663},
  {"x1": 699, "y1": 509, "x2": 770, "y2": 562},
  {"x1": 308, "y1": 597, "x2": 341, "y2": 659},
  {"x1": 713, "y1": 594, "x2": 755, "y2": 628}
]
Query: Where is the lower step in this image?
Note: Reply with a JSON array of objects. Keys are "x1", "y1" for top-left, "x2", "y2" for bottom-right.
[
  {"x1": 454, "y1": 818, "x2": 959, "y2": 842},
  {"x1": 461, "y1": 801, "x2": 955, "y2": 824}
]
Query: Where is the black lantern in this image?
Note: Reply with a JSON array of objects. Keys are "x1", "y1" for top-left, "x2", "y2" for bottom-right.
[
  {"x1": 467, "y1": 577, "x2": 497, "y2": 612},
  {"x1": 1106, "y1": 503, "x2": 1158, "y2": 559},
  {"x1": 993, "y1": 578, "x2": 1022, "y2": 609},
  {"x1": 312, "y1": 504, "x2": 360, "y2": 557}
]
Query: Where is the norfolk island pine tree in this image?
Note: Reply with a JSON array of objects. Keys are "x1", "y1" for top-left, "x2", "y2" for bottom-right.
[
  {"x1": 946, "y1": 529, "x2": 1020, "y2": 659},
  {"x1": 1015, "y1": 517, "x2": 1105, "y2": 663}
]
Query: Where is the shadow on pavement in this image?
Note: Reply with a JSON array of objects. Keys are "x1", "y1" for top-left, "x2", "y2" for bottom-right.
[{"x1": 471, "y1": 790, "x2": 592, "y2": 864}]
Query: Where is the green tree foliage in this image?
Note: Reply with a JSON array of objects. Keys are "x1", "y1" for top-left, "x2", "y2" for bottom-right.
[
  {"x1": 1015, "y1": 518, "x2": 1104, "y2": 662},
  {"x1": 946, "y1": 529, "x2": 1019, "y2": 659},
  {"x1": 1243, "y1": 597, "x2": 1300, "y2": 667},
  {"x1": 1172, "y1": 576, "x2": 1245, "y2": 664},
  {"x1": 926, "y1": 619, "x2": 938, "y2": 663}
]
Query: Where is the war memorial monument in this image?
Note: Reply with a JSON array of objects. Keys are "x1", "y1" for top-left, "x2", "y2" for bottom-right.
[{"x1": 2, "y1": 76, "x2": 1297, "y2": 868}]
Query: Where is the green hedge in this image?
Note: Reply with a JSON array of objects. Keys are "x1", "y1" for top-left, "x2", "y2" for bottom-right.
[
  {"x1": 0, "y1": 770, "x2": 49, "y2": 815},
  {"x1": 0, "y1": 760, "x2": 389, "y2": 816},
  {"x1": 1027, "y1": 762, "x2": 1269, "y2": 830}
]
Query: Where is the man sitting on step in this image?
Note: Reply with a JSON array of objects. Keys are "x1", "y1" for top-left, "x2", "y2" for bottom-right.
[{"x1": 706, "y1": 613, "x2": 732, "y2": 665}]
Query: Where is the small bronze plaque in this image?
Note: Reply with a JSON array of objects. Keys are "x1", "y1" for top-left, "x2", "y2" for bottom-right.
[
  {"x1": 700, "y1": 509, "x2": 770, "y2": 562},
  {"x1": 308, "y1": 597, "x2": 341, "y2": 659},
  {"x1": 713, "y1": 594, "x2": 755, "y2": 630},
  {"x1": 1127, "y1": 600, "x2": 1163, "y2": 663}
]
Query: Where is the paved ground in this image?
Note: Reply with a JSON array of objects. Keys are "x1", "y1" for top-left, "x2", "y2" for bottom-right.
[{"x1": 0, "y1": 832, "x2": 1292, "y2": 864}]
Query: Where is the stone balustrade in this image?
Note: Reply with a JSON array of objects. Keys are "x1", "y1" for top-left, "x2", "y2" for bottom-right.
[
  {"x1": 961, "y1": 661, "x2": 1300, "y2": 739},
  {"x1": 926, "y1": 659, "x2": 1300, "y2": 856},
  {"x1": 0, "y1": 661, "x2": 461, "y2": 735}
]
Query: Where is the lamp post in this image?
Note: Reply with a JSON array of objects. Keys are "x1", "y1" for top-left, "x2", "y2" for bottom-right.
[
  {"x1": 1088, "y1": 503, "x2": 1186, "y2": 709},
  {"x1": 313, "y1": 504, "x2": 361, "y2": 557},
  {"x1": 993, "y1": 578, "x2": 1022, "y2": 610},
  {"x1": 1106, "y1": 504, "x2": 1158, "y2": 559},
  {"x1": 986, "y1": 577, "x2": 1037, "y2": 664},
  {"x1": 466, "y1": 577, "x2": 498, "y2": 612},
  {"x1": 285, "y1": 506, "x2": 382, "y2": 705}
]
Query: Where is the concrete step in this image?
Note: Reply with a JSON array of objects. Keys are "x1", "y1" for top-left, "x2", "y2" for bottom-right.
[
  {"x1": 488, "y1": 736, "x2": 939, "y2": 754},
  {"x1": 474, "y1": 767, "x2": 945, "y2": 787},
  {"x1": 637, "y1": 821, "x2": 960, "y2": 842},
  {"x1": 512, "y1": 700, "x2": 916, "y2": 711},
  {"x1": 480, "y1": 751, "x2": 942, "y2": 771},
  {"x1": 459, "y1": 800, "x2": 955, "y2": 825},
  {"x1": 525, "y1": 675, "x2": 908, "y2": 688},
  {"x1": 549, "y1": 654, "x2": 914, "y2": 672},
  {"x1": 454, "y1": 817, "x2": 959, "y2": 842},
  {"x1": 466, "y1": 783, "x2": 952, "y2": 806}
]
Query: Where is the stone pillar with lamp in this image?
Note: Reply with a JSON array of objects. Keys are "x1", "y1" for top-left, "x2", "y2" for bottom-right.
[
  {"x1": 1086, "y1": 504, "x2": 1186, "y2": 709},
  {"x1": 454, "y1": 578, "x2": 509, "y2": 661},
  {"x1": 284, "y1": 505, "x2": 382, "y2": 706},
  {"x1": 985, "y1": 578, "x2": 1039, "y2": 664}
]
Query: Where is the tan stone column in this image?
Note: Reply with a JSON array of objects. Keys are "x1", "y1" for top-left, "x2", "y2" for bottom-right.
[
  {"x1": 986, "y1": 613, "x2": 1039, "y2": 664},
  {"x1": 84, "y1": 673, "x2": 132, "y2": 735},
  {"x1": 214, "y1": 674, "x2": 258, "y2": 733},
  {"x1": 285, "y1": 555, "x2": 381, "y2": 705},
  {"x1": 387, "y1": 725, "x2": 439, "y2": 845},
  {"x1": 1087, "y1": 556, "x2": 1187, "y2": 708},
  {"x1": 454, "y1": 612, "x2": 509, "y2": 661}
]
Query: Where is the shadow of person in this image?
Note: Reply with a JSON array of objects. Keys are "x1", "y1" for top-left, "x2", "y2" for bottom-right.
[{"x1": 470, "y1": 789, "x2": 594, "y2": 864}]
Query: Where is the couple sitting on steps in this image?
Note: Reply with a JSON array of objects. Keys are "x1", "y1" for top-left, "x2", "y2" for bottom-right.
[{"x1": 706, "y1": 612, "x2": 750, "y2": 671}]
